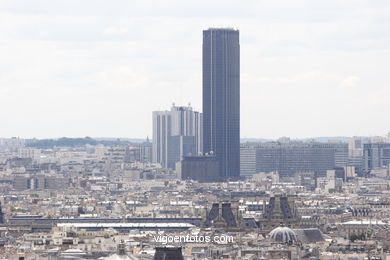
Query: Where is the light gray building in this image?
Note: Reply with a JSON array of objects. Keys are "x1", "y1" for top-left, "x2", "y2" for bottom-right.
[
  {"x1": 363, "y1": 142, "x2": 390, "y2": 171},
  {"x1": 153, "y1": 104, "x2": 202, "y2": 169},
  {"x1": 240, "y1": 146, "x2": 256, "y2": 176},
  {"x1": 240, "y1": 142, "x2": 349, "y2": 178}
]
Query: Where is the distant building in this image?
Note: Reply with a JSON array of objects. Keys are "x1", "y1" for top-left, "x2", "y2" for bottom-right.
[
  {"x1": 348, "y1": 136, "x2": 363, "y2": 157},
  {"x1": 294, "y1": 172, "x2": 317, "y2": 191},
  {"x1": 13, "y1": 175, "x2": 69, "y2": 191},
  {"x1": 252, "y1": 172, "x2": 279, "y2": 183},
  {"x1": 334, "y1": 143, "x2": 349, "y2": 167},
  {"x1": 45, "y1": 176, "x2": 69, "y2": 190},
  {"x1": 347, "y1": 156, "x2": 363, "y2": 169},
  {"x1": 240, "y1": 146, "x2": 256, "y2": 176},
  {"x1": 344, "y1": 166, "x2": 357, "y2": 179},
  {"x1": 103, "y1": 147, "x2": 126, "y2": 178},
  {"x1": 371, "y1": 136, "x2": 387, "y2": 143},
  {"x1": 240, "y1": 142, "x2": 348, "y2": 178},
  {"x1": 176, "y1": 155, "x2": 219, "y2": 183},
  {"x1": 125, "y1": 138, "x2": 152, "y2": 163},
  {"x1": 203, "y1": 28, "x2": 240, "y2": 180},
  {"x1": 363, "y1": 142, "x2": 390, "y2": 171},
  {"x1": 18, "y1": 148, "x2": 41, "y2": 161},
  {"x1": 6, "y1": 157, "x2": 32, "y2": 168},
  {"x1": 316, "y1": 170, "x2": 343, "y2": 193},
  {"x1": 13, "y1": 175, "x2": 30, "y2": 191},
  {"x1": 153, "y1": 104, "x2": 202, "y2": 169}
]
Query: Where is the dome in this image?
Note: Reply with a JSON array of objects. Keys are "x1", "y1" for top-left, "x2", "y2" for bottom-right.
[{"x1": 269, "y1": 227, "x2": 297, "y2": 243}]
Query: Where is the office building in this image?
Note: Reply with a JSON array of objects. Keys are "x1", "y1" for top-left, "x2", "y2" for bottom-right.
[
  {"x1": 240, "y1": 142, "x2": 348, "y2": 178},
  {"x1": 333, "y1": 142, "x2": 349, "y2": 167},
  {"x1": 363, "y1": 143, "x2": 390, "y2": 171},
  {"x1": 348, "y1": 136, "x2": 363, "y2": 157},
  {"x1": 153, "y1": 104, "x2": 202, "y2": 169},
  {"x1": 13, "y1": 175, "x2": 30, "y2": 191},
  {"x1": 240, "y1": 146, "x2": 256, "y2": 176},
  {"x1": 203, "y1": 28, "x2": 240, "y2": 180},
  {"x1": 13, "y1": 175, "x2": 69, "y2": 191},
  {"x1": 176, "y1": 155, "x2": 219, "y2": 183}
]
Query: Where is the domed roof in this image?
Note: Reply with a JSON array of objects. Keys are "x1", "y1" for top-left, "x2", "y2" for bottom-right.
[{"x1": 269, "y1": 226, "x2": 297, "y2": 243}]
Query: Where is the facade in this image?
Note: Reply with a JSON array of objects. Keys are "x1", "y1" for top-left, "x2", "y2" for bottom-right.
[
  {"x1": 103, "y1": 147, "x2": 126, "y2": 179},
  {"x1": 363, "y1": 143, "x2": 390, "y2": 171},
  {"x1": 334, "y1": 143, "x2": 349, "y2": 167},
  {"x1": 349, "y1": 136, "x2": 363, "y2": 157},
  {"x1": 153, "y1": 105, "x2": 202, "y2": 169},
  {"x1": 176, "y1": 155, "x2": 219, "y2": 183},
  {"x1": 203, "y1": 28, "x2": 240, "y2": 180},
  {"x1": 240, "y1": 142, "x2": 348, "y2": 178},
  {"x1": 260, "y1": 194, "x2": 299, "y2": 231},
  {"x1": 205, "y1": 201, "x2": 241, "y2": 228},
  {"x1": 13, "y1": 175, "x2": 69, "y2": 191},
  {"x1": 240, "y1": 146, "x2": 256, "y2": 176},
  {"x1": 294, "y1": 172, "x2": 317, "y2": 191},
  {"x1": 18, "y1": 148, "x2": 41, "y2": 161},
  {"x1": 125, "y1": 139, "x2": 152, "y2": 163}
]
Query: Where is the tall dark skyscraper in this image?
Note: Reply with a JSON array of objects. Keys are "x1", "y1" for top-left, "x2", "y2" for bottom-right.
[{"x1": 202, "y1": 28, "x2": 240, "y2": 180}]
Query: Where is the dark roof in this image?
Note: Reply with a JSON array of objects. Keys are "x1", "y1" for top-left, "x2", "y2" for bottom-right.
[
  {"x1": 263, "y1": 196, "x2": 295, "y2": 219},
  {"x1": 293, "y1": 228, "x2": 327, "y2": 244},
  {"x1": 205, "y1": 203, "x2": 237, "y2": 227},
  {"x1": 153, "y1": 247, "x2": 184, "y2": 260}
]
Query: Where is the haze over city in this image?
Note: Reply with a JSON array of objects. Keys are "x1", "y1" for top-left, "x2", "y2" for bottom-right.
[
  {"x1": 3, "y1": 1, "x2": 390, "y2": 260},
  {"x1": 1, "y1": 0, "x2": 389, "y2": 139}
]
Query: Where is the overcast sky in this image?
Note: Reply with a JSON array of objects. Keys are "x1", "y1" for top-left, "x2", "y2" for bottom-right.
[{"x1": 0, "y1": 0, "x2": 389, "y2": 139}]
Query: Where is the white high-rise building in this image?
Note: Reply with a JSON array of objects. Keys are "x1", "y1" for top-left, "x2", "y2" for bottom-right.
[
  {"x1": 348, "y1": 136, "x2": 363, "y2": 157},
  {"x1": 152, "y1": 104, "x2": 202, "y2": 169}
]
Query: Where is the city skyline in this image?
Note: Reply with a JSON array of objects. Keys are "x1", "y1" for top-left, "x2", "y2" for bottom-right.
[
  {"x1": 2, "y1": 1, "x2": 390, "y2": 258},
  {"x1": 1, "y1": 0, "x2": 390, "y2": 139}
]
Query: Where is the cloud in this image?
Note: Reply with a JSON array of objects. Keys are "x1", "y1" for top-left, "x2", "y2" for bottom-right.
[
  {"x1": 0, "y1": 0, "x2": 389, "y2": 138},
  {"x1": 103, "y1": 26, "x2": 129, "y2": 36},
  {"x1": 339, "y1": 76, "x2": 361, "y2": 88}
]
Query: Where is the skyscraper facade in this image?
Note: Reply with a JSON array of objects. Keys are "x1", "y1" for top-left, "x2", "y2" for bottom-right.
[
  {"x1": 203, "y1": 28, "x2": 240, "y2": 180},
  {"x1": 153, "y1": 104, "x2": 202, "y2": 169}
]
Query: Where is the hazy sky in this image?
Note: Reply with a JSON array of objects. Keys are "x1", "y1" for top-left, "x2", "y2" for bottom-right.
[{"x1": 1, "y1": 0, "x2": 389, "y2": 139}]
